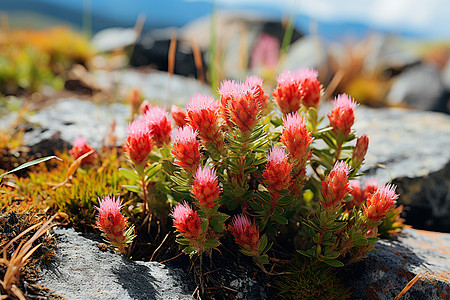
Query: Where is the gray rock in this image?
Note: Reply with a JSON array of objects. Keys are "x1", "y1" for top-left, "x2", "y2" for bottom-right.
[
  {"x1": 282, "y1": 36, "x2": 327, "y2": 71},
  {"x1": 386, "y1": 63, "x2": 447, "y2": 112},
  {"x1": 354, "y1": 106, "x2": 450, "y2": 232},
  {"x1": 24, "y1": 98, "x2": 130, "y2": 150},
  {"x1": 38, "y1": 227, "x2": 194, "y2": 300},
  {"x1": 346, "y1": 228, "x2": 450, "y2": 299}
]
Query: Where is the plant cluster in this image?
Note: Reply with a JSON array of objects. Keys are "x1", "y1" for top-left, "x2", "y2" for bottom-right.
[{"x1": 92, "y1": 68, "x2": 405, "y2": 297}]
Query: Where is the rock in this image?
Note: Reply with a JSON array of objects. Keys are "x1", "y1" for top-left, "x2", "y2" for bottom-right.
[
  {"x1": 91, "y1": 28, "x2": 138, "y2": 52},
  {"x1": 345, "y1": 228, "x2": 450, "y2": 299},
  {"x1": 38, "y1": 227, "x2": 265, "y2": 300},
  {"x1": 354, "y1": 106, "x2": 450, "y2": 232},
  {"x1": 38, "y1": 227, "x2": 195, "y2": 300},
  {"x1": 24, "y1": 98, "x2": 130, "y2": 150},
  {"x1": 93, "y1": 69, "x2": 211, "y2": 106},
  {"x1": 386, "y1": 63, "x2": 448, "y2": 113}
]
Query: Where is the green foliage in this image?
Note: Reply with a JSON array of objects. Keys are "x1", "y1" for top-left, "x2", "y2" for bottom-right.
[
  {"x1": 275, "y1": 257, "x2": 352, "y2": 299},
  {"x1": 10, "y1": 150, "x2": 125, "y2": 231}
]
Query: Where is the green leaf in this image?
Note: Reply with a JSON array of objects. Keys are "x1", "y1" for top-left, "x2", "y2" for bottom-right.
[
  {"x1": 0, "y1": 155, "x2": 60, "y2": 181},
  {"x1": 331, "y1": 222, "x2": 347, "y2": 231},
  {"x1": 239, "y1": 248, "x2": 255, "y2": 257},
  {"x1": 145, "y1": 163, "x2": 162, "y2": 179},
  {"x1": 272, "y1": 213, "x2": 288, "y2": 225},
  {"x1": 297, "y1": 249, "x2": 312, "y2": 258},
  {"x1": 324, "y1": 259, "x2": 344, "y2": 267},
  {"x1": 258, "y1": 234, "x2": 268, "y2": 253},
  {"x1": 122, "y1": 184, "x2": 141, "y2": 193},
  {"x1": 203, "y1": 239, "x2": 220, "y2": 249},
  {"x1": 257, "y1": 254, "x2": 270, "y2": 265},
  {"x1": 119, "y1": 168, "x2": 140, "y2": 182}
]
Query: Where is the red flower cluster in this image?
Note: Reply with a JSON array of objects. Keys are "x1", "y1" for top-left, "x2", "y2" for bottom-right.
[
  {"x1": 171, "y1": 126, "x2": 201, "y2": 174},
  {"x1": 328, "y1": 94, "x2": 357, "y2": 137},
  {"x1": 228, "y1": 214, "x2": 260, "y2": 254},
  {"x1": 272, "y1": 69, "x2": 303, "y2": 115},
  {"x1": 144, "y1": 105, "x2": 172, "y2": 147},
  {"x1": 186, "y1": 94, "x2": 223, "y2": 151},
  {"x1": 321, "y1": 161, "x2": 351, "y2": 209},
  {"x1": 363, "y1": 184, "x2": 398, "y2": 222},
  {"x1": 124, "y1": 119, "x2": 153, "y2": 166},
  {"x1": 191, "y1": 165, "x2": 221, "y2": 208},
  {"x1": 69, "y1": 137, "x2": 96, "y2": 165},
  {"x1": 263, "y1": 147, "x2": 293, "y2": 194},
  {"x1": 281, "y1": 112, "x2": 313, "y2": 163},
  {"x1": 246, "y1": 75, "x2": 269, "y2": 112},
  {"x1": 171, "y1": 201, "x2": 202, "y2": 239},
  {"x1": 95, "y1": 196, "x2": 129, "y2": 247}
]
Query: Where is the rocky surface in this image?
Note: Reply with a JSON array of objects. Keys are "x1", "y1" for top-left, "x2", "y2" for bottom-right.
[
  {"x1": 353, "y1": 106, "x2": 450, "y2": 232},
  {"x1": 345, "y1": 228, "x2": 450, "y2": 299},
  {"x1": 38, "y1": 227, "x2": 264, "y2": 300}
]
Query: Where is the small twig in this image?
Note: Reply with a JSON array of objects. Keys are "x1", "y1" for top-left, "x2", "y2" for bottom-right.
[
  {"x1": 159, "y1": 252, "x2": 182, "y2": 264},
  {"x1": 394, "y1": 273, "x2": 421, "y2": 300},
  {"x1": 149, "y1": 233, "x2": 169, "y2": 262}
]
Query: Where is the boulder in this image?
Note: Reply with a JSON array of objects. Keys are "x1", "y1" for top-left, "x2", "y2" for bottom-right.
[
  {"x1": 38, "y1": 227, "x2": 264, "y2": 300},
  {"x1": 354, "y1": 106, "x2": 450, "y2": 232},
  {"x1": 345, "y1": 228, "x2": 450, "y2": 299},
  {"x1": 38, "y1": 227, "x2": 195, "y2": 300}
]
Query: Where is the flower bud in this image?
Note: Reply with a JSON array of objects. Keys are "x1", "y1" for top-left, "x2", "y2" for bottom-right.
[
  {"x1": 281, "y1": 112, "x2": 313, "y2": 163},
  {"x1": 246, "y1": 75, "x2": 269, "y2": 112},
  {"x1": 124, "y1": 119, "x2": 153, "y2": 166},
  {"x1": 143, "y1": 105, "x2": 172, "y2": 147},
  {"x1": 299, "y1": 68, "x2": 322, "y2": 109},
  {"x1": 171, "y1": 201, "x2": 202, "y2": 240},
  {"x1": 328, "y1": 94, "x2": 357, "y2": 137},
  {"x1": 191, "y1": 165, "x2": 221, "y2": 208},
  {"x1": 321, "y1": 161, "x2": 351, "y2": 209},
  {"x1": 363, "y1": 184, "x2": 398, "y2": 222},
  {"x1": 170, "y1": 105, "x2": 188, "y2": 127},
  {"x1": 272, "y1": 69, "x2": 302, "y2": 115},
  {"x1": 171, "y1": 126, "x2": 201, "y2": 174},
  {"x1": 69, "y1": 137, "x2": 96, "y2": 165},
  {"x1": 228, "y1": 214, "x2": 260, "y2": 254},
  {"x1": 346, "y1": 180, "x2": 364, "y2": 209},
  {"x1": 352, "y1": 134, "x2": 369, "y2": 168},
  {"x1": 263, "y1": 147, "x2": 293, "y2": 194}
]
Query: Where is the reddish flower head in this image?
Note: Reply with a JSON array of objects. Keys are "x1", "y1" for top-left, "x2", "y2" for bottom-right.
[
  {"x1": 352, "y1": 134, "x2": 369, "y2": 168},
  {"x1": 170, "y1": 105, "x2": 188, "y2": 127},
  {"x1": 346, "y1": 180, "x2": 365, "y2": 209},
  {"x1": 69, "y1": 137, "x2": 96, "y2": 165},
  {"x1": 272, "y1": 69, "x2": 303, "y2": 115},
  {"x1": 124, "y1": 119, "x2": 153, "y2": 166},
  {"x1": 321, "y1": 161, "x2": 351, "y2": 209},
  {"x1": 143, "y1": 105, "x2": 172, "y2": 147},
  {"x1": 246, "y1": 75, "x2": 269, "y2": 112},
  {"x1": 281, "y1": 112, "x2": 313, "y2": 162},
  {"x1": 171, "y1": 126, "x2": 201, "y2": 174},
  {"x1": 299, "y1": 68, "x2": 322, "y2": 109},
  {"x1": 363, "y1": 184, "x2": 398, "y2": 222},
  {"x1": 228, "y1": 214, "x2": 260, "y2": 254},
  {"x1": 328, "y1": 94, "x2": 357, "y2": 137},
  {"x1": 191, "y1": 165, "x2": 221, "y2": 208},
  {"x1": 186, "y1": 94, "x2": 223, "y2": 150},
  {"x1": 171, "y1": 201, "x2": 202, "y2": 239},
  {"x1": 263, "y1": 147, "x2": 293, "y2": 194},
  {"x1": 95, "y1": 196, "x2": 128, "y2": 246}
]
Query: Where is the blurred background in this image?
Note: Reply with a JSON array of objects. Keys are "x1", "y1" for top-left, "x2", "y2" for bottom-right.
[{"x1": 0, "y1": 0, "x2": 449, "y2": 112}]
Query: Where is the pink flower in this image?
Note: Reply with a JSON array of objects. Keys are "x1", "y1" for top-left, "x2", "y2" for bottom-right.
[
  {"x1": 272, "y1": 69, "x2": 303, "y2": 115},
  {"x1": 246, "y1": 75, "x2": 269, "y2": 112},
  {"x1": 352, "y1": 134, "x2": 369, "y2": 168},
  {"x1": 363, "y1": 184, "x2": 398, "y2": 222},
  {"x1": 263, "y1": 147, "x2": 293, "y2": 194},
  {"x1": 171, "y1": 126, "x2": 201, "y2": 174},
  {"x1": 321, "y1": 161, "x2": 351, "y2": 209},
  {"x1": 95, "y1": 196, "x2": 129, "y2": 247},
  {"x1": 171, "y1": 201, "x2": 202, "y2": 239},
  {"x1": 191, "y1": 165, "x2": 221, "y2": 208},
  {"x1": 281, "y1": 112, "x2": 313, "y2": 162},
  {"x1": 218, "y1": 80, "x2": 237, "y2": 130},
  {"x1": 228, "y1": 214, "x2": 260, "y2": 254},
  {"x1": 143, "y1": 105, "x2": 172, "y2": 147},
  {"x1": 124, "y1": 119, "x2": 153, "y2": 166},
  {"x1": 328, "y1": 94, "x2": 357, "y2": 137},
  {"x1": 170, "y1": 105, "x2": 188, "y2": 127},
  {"x1": 299, "y1": 68, "x2": 322, "y2": 109},
  {"x1": 250, "y1": 33, "x2": 280, "y2": 70},
  {"x1": 346, "y1": 180, "x2": 365, "y2": 209},
  {"x1": 69, "y1": 137, "x2": 96, "y2": 165},
  {"x1": 186, "y1": 94, "x2": 223, "y2": 150},
  {"x1": 225, "y1": 81, "x2": 261, "y2": 134}
]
